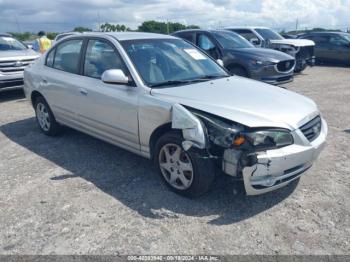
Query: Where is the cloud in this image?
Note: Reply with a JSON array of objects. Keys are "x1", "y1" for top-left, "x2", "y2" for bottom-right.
[{"x1": 0, "y1": 0, "x2": 349, "y2": 32}]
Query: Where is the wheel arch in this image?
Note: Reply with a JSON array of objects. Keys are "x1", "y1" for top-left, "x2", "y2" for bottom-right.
[
  {"x1": 30, "y1": 90, "x2": 45, "y2": 108},
  {"x1": 226, "y1": 63, "x2": 250, "y2": 77},
  {"x1": 149, "y1": 122, "x2": 173, "y2": 160}
]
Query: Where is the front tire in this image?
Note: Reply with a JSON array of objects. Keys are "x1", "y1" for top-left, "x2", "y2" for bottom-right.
[
  {"x1": 154, "y1": 131, "x2": 216, "y2": 198},
  {"x1": 34, "y1": 96, "x2": 62, "y2": 136},
  {"x1": 294, "y1": 61, "x2": 307, "y2": 73}
]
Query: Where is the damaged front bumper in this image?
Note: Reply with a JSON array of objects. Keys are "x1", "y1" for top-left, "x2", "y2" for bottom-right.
[{"x1": 223, "y1": 118, "x2": 327, "y2": 195}]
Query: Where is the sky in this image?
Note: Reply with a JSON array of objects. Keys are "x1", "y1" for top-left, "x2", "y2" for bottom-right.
[{"x1": 0, "y1": 0, "x2": 349, "y2": 33}]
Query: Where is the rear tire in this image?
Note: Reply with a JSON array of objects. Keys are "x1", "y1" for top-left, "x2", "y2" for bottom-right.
[
  {"x1": 34, "y1": 96, "x2": 62, "y2": 136},
  {"x1": 154, "y1": 131, "x2": 216, "y2": 198}
]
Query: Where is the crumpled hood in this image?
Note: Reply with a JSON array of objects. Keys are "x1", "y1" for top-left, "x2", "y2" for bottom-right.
[
  {"x1": 229, "y1": 47, "x2": 294, "y2": 62},
  {"x1": 270, "y1": 39, "x2": 315, "y2": 47},
  {"x1": 0, "y1": 49, "x2": 40, "y2": 61},
  {"x1": 151, "y1": 76, "x2": 319, "y2": 130}
]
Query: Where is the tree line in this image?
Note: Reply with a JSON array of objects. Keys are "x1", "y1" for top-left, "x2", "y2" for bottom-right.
[
  {"x1": 7, "y1": 20, "x2": 200, "y2": 41},
  {"x1": 8, "y1": 22, "x2": 349, "y2": 41}
]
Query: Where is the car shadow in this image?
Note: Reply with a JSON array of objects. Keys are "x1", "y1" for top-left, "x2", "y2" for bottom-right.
[
  {"x1": 0, "y1": 89, "x2": 25, "y2": 103},
  {"x1": 316, "y1": 62, "x2": 350, "y2": 68},
  {"x1": 0, "y1": 117, "x2": 299, "y2": 225}
]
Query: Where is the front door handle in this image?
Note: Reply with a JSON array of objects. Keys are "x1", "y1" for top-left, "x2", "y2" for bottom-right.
[{"x1": 79, "y1": 88, "x2": 88, "y2": 95}]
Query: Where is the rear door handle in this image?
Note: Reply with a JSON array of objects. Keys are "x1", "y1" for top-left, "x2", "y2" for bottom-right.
[{"x1": 79, "y1": 88, "x2": 88, "y2": 95}]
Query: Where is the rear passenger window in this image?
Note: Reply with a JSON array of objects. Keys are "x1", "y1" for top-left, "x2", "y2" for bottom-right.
[
  {"x1": 178, "y1": 33, "x2": 194, "y2": 43},
  {"x1": 84, "y1": 39, "x2": 127, "y2": 79},
  {"x1": 53, "y1": 39, "x2": 83, "y2": 74}
]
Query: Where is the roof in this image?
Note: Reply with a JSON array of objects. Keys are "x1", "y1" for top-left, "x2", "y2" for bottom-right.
[
  {"x1": 225, "y1": 26, "x2": 269, "y2": 30},
  {"x1": 173, "y1": 29, "x2": 237, "y2": 34},
  {"x1": 0, "y1": 33, "x2": 12, "y2": 37},
  {"x1": 299, "y1": 31, "x2": 350, "y2": 35},
  {"x1": 80, "y1": 32, "x2": 176, "y2": 41}
]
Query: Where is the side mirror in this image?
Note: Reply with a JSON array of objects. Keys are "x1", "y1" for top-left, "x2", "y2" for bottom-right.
[
  {"x1": 250, "y1": 38, "x2": 260, "y2": 45},
  {"x1": 101, "y1": 69, "x2": 129, "y2": 85},
  {"x1": 216, "y1": 59, "x2": 224, "y2": 67}
]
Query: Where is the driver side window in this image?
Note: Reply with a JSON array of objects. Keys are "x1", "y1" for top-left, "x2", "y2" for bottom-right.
[
  {"x1": 197, "y1": 34, "x2": 216, "y2": 51},
  {"x1": 329, "y1": 35, "x2": 349, "y2": 46},
  {"x1": 84, "y1": 39, "x2": 127, "y2": 79}
]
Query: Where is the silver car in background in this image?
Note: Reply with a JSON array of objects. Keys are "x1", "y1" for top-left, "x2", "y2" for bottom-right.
[
  {"x1": 0, "y1": 33, "x2": 39, "y2": 91},
  {"x1": 24, "y1": 32, "x2": 327, "y2": 197}
]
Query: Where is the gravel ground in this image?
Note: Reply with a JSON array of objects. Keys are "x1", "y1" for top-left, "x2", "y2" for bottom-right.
[{"x1": 0, "y1": 66, "x2": 349, "y2": 255}]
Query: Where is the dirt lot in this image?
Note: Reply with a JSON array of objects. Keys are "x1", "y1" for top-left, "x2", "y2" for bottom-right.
[{"x1": 0, "y1": 66, "x2": 349, "y2": 255}]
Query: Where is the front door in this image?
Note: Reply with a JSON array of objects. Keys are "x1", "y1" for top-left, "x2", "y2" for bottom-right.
[
  {"x1": 328, "y1": 35, "x2": 350, "y2": 63},
  {"x1": 75, "y1": 38, "x2": 140, "y2": 152}
]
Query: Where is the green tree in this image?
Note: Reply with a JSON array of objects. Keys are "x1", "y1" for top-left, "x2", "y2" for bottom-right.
[
  {"x1": 100, "y1": 23, "x2": 129, "y2": 32},
  {"x1": 47, "y1": 32, "x2": 58, "y2": 40},
  {"x1": 137, "y1": 20, "x2": 199, "y2": 34},
  {"x1": 73, "y1": 26, "x2": 92, "y2": 32}
]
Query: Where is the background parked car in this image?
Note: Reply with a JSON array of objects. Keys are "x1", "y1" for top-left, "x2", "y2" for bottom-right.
[
  {"x1": 226, "y1": 27, "x2": 315, "y2": 73},
  {"x1": 281, "y1": 34, "x2": 298, "y2": 39},
  {"x1": 54, "y1": 32, "x2": 82, "y2": 42},
  {"x1": 0, "y1": 33, "x2": 39, "y2": 91},
  {"x1": 172, "y1": 29, "x2": 295, "y2": 85},
  {"x1": 298, "y1": 32, "x2": 350, "y2": 65}
]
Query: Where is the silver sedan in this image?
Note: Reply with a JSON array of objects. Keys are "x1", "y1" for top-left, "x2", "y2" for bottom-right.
[{"x1": 23, "y1": 32, "x2": 327, "y2": 197}]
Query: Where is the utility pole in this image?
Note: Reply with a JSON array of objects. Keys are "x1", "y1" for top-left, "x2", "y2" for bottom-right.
[
  {"x1": 295, "y1": 18, "x2": 299, "y2": 32},
  {"x1": 15, "y1": 16, "x2": 21, "y2": 33},
  {"x1": 166, "y1": 19, "x2": 169, "y2": 35},
  {"x1": 98, "y1": 12, "x2": 101, "y2": 31}
]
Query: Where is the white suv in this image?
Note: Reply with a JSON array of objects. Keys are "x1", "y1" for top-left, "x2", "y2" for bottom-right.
[{"x1": 0, "y1": 33, "x2": 39, "y2": 91}]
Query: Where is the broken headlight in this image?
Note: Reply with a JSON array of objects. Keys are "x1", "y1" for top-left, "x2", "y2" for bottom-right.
[{"x1": 244, "y1": 130, "x2": 294, "y2": 150}]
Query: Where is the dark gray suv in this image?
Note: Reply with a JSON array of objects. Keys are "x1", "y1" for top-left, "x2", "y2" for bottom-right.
[
  {"x1": 173, "y1": 29, "x2": 295, "y2": 85},
  {"x1": 298, "y1": 32, "x2": 350, "y2": 65}
]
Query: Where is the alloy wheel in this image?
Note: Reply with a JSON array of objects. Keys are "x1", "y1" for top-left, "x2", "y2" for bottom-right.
[
  {"x1": 36, "y1": 102, "x2": 51, "y2": 132},
  {"x1": 158, "y1": 143, "x2": 194, "y2": 190}
]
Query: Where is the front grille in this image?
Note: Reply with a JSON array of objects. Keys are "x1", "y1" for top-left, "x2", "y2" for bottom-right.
[
  {"x1": 276, "y1": 59, "x2": 295, "y2": 72},
  {"x1": 0, "y1": 79, "x2": 24, "y2": 89},
  {"x1": 0, "y1": 58, "x2": 36, "y2": 74},
  {"x1": 300, "y1": 116, "x2": 322, "y2": 142}
]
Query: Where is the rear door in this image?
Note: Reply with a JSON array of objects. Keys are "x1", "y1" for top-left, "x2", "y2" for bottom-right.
[
  {"x1": 74, "y1": 37, "x2": 140, "y2": 151},
  {"x1": 42, "y1": 38, "x2": 84, "y2": 125}
]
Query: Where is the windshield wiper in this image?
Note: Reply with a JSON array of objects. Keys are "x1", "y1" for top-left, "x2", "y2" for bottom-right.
[
  {"x1": 149, "y1": 80, "x2": 193, "y2": 88},
  {"x1": 149, "y1": 75, "x2": 228, "y2": 88},
  {"x1": 192, "y1": 75, "x2": 228, "y2": 81}
]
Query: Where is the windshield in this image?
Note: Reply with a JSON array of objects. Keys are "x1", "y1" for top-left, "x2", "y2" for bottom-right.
[
  {"x1": 341, "y1": 33, "x2": 350, "y2": 42},
  {"x1": 255, "y1": 29, "x2": 284, "y2": 40},
  {"x1": 120, "y1": 38, "x2": 228, "y2": 87},
  {"x1": 212, "y1": 31, "x2": 254, "y2": 49},
  {"x1": 0, "y1": 36, "x2": 27, "y2": 51}
]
